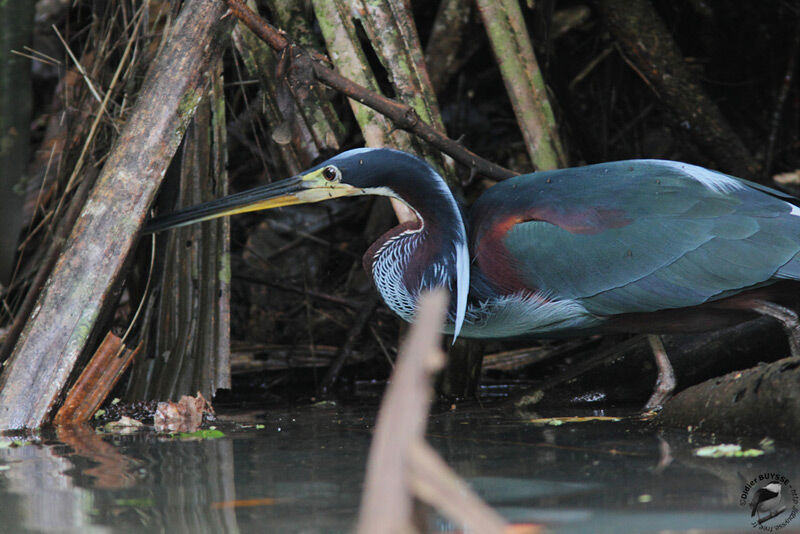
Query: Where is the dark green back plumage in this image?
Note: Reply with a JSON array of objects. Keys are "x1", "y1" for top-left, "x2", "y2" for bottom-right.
[{"x1": 471, "y1": 160, "x2": 800, "y2": 316}]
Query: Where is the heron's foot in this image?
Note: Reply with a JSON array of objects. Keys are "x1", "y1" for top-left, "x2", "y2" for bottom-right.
[
  {"x1": 644, "y1": 334, "x2": 676, "y2": 411},
  {"x1": 750, "y1": 300, "x2": 800, "y2": 357}
]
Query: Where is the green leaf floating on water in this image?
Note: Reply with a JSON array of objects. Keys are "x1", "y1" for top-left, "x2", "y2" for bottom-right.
[
  {"x1": 528, "y1": 416, "x2": 622, "y2": 425},
  {"x1": 176, "y1": 429, "x2": 225, "y2": 440},
  {"x1": 694, "y1": 444, "x2": 764, "y2": 458}
]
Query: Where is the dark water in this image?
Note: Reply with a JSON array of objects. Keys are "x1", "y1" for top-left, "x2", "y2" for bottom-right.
[{"x1": 0, "y1": 404, "x2": 798, "y2": 533}]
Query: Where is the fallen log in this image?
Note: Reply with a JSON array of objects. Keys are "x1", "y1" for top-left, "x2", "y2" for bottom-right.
[{"x1": 658, "y1": 356, "x2": 800, "y2": 443}]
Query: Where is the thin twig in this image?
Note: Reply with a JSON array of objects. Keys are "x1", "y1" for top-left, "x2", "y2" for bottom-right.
[
  {"x1": 23, "y1": 45, "x2": 62, "y2": 64},
  {"x1": 59, "y1": 8, "x2": 145, "y2": 197},
  {"x1": 320, "y1": 294, "x2": 380, "y2": 396},
  {"x1": 569, "y1": 45, "x2": 614, "y2": 91},
  {"x1": 369, "y1": 323, "x2": 395, "y2": 369},
  {"x1": 117, "y1": 234, "x2": 156, "y2": 355},
  {"x1": 8, "y1": 144, "x2": 58, "y2": 286},
  {"x1": 52, "y1": 24, "x2": 104, "y2": 104},
  {"x1": 10, "y1": 49, "x2": 59, "y2": 66}
]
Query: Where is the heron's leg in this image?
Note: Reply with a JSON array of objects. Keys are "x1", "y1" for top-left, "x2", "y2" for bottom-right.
[
  {"x1": 644, "y1": 334, "x2": 676, "y2": 410},
  {"x1": 750, "y1": 300, "x2": 800, "y2": 357}
]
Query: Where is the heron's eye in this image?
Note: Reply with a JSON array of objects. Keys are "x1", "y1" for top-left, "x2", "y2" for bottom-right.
[{"x1": 322, "y1": 166, "x2": 340, "y2": 182}]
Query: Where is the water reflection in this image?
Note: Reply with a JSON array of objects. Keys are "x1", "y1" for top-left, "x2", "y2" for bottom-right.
[
  {"x1": 0, "y1": 432, "x2": 108, "y2": 533},
  {"x1": 0, "y1": 427, "x2": 240, "y2": 533},
  {"x1": 57, "y1": 425, "x2": 138, "y2": 490},
  {"x1": 0, "y1": 404, "x2": 797, "y2": 533}
]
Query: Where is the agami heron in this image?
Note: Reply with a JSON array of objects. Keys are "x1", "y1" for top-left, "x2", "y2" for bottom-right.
[{"x1": 146, "y1": 148, "x2": 800, "y2": 407}]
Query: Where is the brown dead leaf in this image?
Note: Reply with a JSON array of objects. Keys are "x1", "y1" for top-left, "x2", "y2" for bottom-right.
[{"x1": 154, "y1": 393, "x2": 214, "y2": 433}]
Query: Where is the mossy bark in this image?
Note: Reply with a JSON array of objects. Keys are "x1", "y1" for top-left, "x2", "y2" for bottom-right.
[
  {"x1": 0, "y1": 0, "x2": 232, "y2": 431},
  {"x1": 313, "y1": 0, "x2": 420, "y2": 224},
  {"x1": 476, "y1": 0, "x2": 566, "y2": 171},
  {"x1": 232, "y1": 11, "x2": 307, "y2": 174},
  {"x1": 269, "y1": 0, "x2": 346, "y2": 153},
  {"x1": 354, "y1": 0, "x2": 454, "y2": 184},
  {"x1": 312, "y1": 0, "x2": 417, "y2": 153}
]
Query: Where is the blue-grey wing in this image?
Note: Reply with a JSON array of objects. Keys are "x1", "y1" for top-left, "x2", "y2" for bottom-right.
[{"x1": 472, "y1": 160, "x2": 800, "y2": 316}]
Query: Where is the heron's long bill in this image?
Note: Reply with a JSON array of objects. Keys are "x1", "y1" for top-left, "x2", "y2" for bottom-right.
[{"x1": 143, "y1": 168, "x2": 361, "y2": 234}]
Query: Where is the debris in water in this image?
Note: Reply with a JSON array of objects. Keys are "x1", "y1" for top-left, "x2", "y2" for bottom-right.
[{"x1": 154, "y1": 393, "x2": 214, "y2": 433}]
